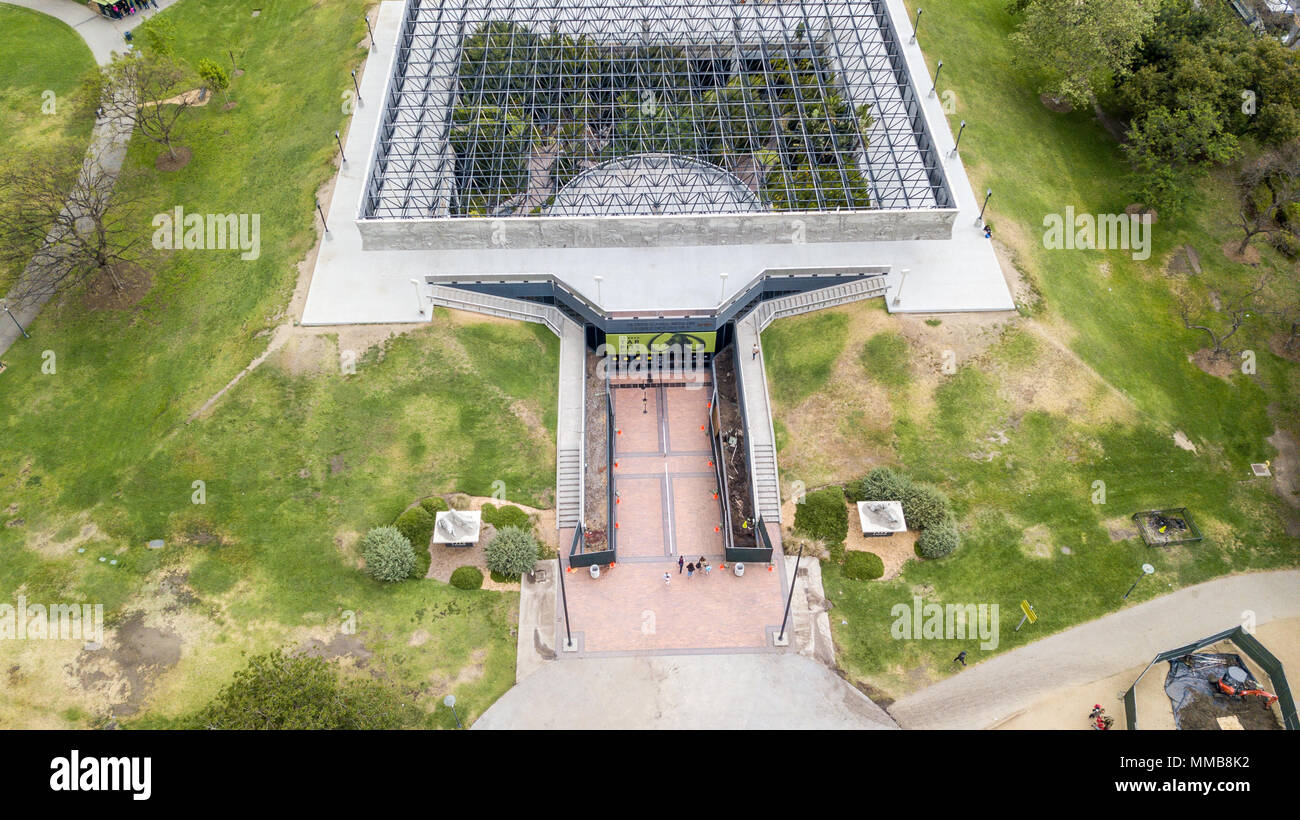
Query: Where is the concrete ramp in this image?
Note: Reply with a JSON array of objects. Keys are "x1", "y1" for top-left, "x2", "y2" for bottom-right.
[{"x1": 474, "y1": 653, "x2": 898, "y2": 730}]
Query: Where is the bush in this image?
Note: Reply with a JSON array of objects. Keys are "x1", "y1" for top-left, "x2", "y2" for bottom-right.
[
  {"x1": 916, "y1": 518, "x2": 960, "y2": 559},
  {"x1": 481, "y1": 503, "x2": 531, "y2": 531},
  {"x1": 843, "y1": 551, "x2": 884, "y2": 580},
  {"x1": 393, "y1": 505, "x2": 434, "y2": 578},
  {"x1": 847, "y1": 467, "x2": 951, "y2": 532},
  {"x1": 484, "y1": 526, "x2": 539, "y2": 578},
  {"x1": 449, "y1": 566, "x2": 484, "y2": 590},
  {"x1": 419, "y1": 496, "x2": 449, "y2": 515},
  {"x1": 793, "y1": 486, "x2": 848, "y2": 546},
  {"x1": 360, "y1": 526, "x2": 415, "y2": 583}
]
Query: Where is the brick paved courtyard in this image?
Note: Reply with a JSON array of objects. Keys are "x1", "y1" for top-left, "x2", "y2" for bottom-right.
[{"x1": 559, "y1": 381, "x2": 787, "y2": 654}]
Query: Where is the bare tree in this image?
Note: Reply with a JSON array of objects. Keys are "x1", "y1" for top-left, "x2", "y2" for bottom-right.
[
  {"x1": 1176, "y1": 274, "x2": 1272, "y2": 357},
  {"x1": 98, "y1": 50, "x2": 194, "y2": 162},
  {"x1": 1237, "y1": 141, "x2": 1300, "y2": 255},
  {"x1": 0, "y1": 149, "x2": 144, "y2": 309}
]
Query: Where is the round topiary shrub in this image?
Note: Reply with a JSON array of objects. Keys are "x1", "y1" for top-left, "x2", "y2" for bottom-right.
[
  {"x1": 900, "y1": 484, "x2": 951, "y2": 532},
  {"x1": 843, "y1": 550, "x2": 884, "y2": 580},
  {"x1": 419, "y1": 496, "x2": 449, "y2": 515},
  {"x1": 481, "y1": 503, "x2": 531, "y2": 531},
  {"x1": 394, "y1": 505, "x2": 434, "y2": 549},
  {"x1": 449, "y1": 565, "x2": 484, "y2": 590},
  {"x1": 916, "y1": 518, "x2": 960, "y2": 559},
  {"x1": 485, "y1": 526, "x2": 539, "y2": 578},
  {"x1": 846, "y1": 466, "x2": 911, "y2": 504},
  {"x1": 361, "y1": 526, "x2": 415, "y2": 582}
]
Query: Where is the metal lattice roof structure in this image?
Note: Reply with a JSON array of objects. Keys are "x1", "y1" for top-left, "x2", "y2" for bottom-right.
[{"x1": 361, "y1": 0, "x2": 951, "y2": 220}]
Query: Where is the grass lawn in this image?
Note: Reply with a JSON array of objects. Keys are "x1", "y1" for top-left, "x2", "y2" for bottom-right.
[
  {"x1": 764, "y1": 0, "x2": 1300, "y2": 703},
  {"x1": 0, "y1": 2, "x2": 97, "y2": 293},
  {"x1": 0, "y1": 0, "x2": 557, "y2": 728}
]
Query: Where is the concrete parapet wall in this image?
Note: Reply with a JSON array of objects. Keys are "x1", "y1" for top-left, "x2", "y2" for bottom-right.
[{"x1": 357, "y1": 208, "x2": 956, "y2": 250}]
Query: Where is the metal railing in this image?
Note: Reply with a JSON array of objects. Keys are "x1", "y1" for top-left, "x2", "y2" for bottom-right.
[{"x1": 706, "y1": 368, "x2": 735, "y2": 555}]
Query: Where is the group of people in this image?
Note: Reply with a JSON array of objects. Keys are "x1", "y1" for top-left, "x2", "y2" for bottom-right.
[
  {"x1": 662, "y1": 555, "x2": 712, "y2": 584},
  {"x1": 96, "y1": 0, "x2": 159, "y2": 20}
]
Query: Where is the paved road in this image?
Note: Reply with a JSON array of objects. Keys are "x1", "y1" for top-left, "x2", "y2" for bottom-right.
[
  {"x1": 474, "y1": 652, "x2": 899, "y2": 730},
  {"x1": 888, "y1": 570, "x2": 1300, "y2": 730}
]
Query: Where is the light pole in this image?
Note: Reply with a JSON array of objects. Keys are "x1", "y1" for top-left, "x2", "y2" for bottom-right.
[
  {"x1": 351, "y1": 69, "x2": 362, "y2": 104},
  {"x1": 409, "y1": 279, "x2": 425, "y2": 315},
  {"x1": 1, "y1": 301, "x2": 30, "y2": 339},
  {"x1": 335, "y1": 130, "x2": 346, "y2": 163},
  {"x1": 776, "y1": 545, "x2": 804, "y2": 644},
  {"x1": 557, "y1": 548, "x2": 575, "y2": 651},
  {"x1": 443, "y1": 694, "x2": 461, "y2": 729},
  {"x1": 719, "y1": 272, "x2": 728, "y2": 302},
  {"x1": 976, "y1": 188, "x2": 992, "y2": 227},
  {"x1": 950, "y1": 120, "x2": 966, "y2": 157},
  {"x1": 363, "y1": 13, "x2": 374, "y2": 42},
  {"x1": 891, "y1": 268, "x2": 910, "y2": 307},
  {"x1": 910, "y1": 8, "x2": 922, "y2": 44},
  {"x1": 593, "y1": 274, "x2": 603, "y2": 305},
  {"x1": 1124, "y1": 564, "x2": 1156, "y2": 601},
  {"x1": 930, "y1": 60, "x2": 942, "y2": 97},
  {"x1": 314, "y1": 197, "x2": 329, "y2": 234}
]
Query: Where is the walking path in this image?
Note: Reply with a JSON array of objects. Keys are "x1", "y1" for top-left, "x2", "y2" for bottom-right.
[
  {"x1": 0, "y1": 0, "x2": 181, "y2": 358},
  {"x1": 474, "y1": 652, "x2": 898, "y2": 729},
  {"x1": 888, "y1": 569, "x2": 1300, "y2": 730}
]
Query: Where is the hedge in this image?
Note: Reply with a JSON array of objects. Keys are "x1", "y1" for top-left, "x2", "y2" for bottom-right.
[
  {"x1": 393, "y1": 505, "x2": 434, "y2": 579},
  {"x1": 847, "y1": 467, "x2": 953, "y2": 534},
  {"x1": 360, "y1": 527, "x2": 415, "y2": 583},
  {"x1": 419, "y1": 496, "x2": 449, "y2": 515},
  {"x1": 793, "y1": 486, "x2": 848, "y2": 546},
  {"x1": 481, "y1": 503, "x2": 531, "y2": 531},
  {"x1": 843, "y1": 551, "x2": 884, "y2": 580},
  {"x1": 916, "y1": 517, "x2": 960, "y2": 559},
  {"x1": 485, "y1": 526, "x2": 539, "y2": 578},
  {"x1": 449, "y1": 566, "x2": 484, "y2": 590}
]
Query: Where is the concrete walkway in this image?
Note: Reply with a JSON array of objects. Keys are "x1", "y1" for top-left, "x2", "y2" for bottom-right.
[
  {"x1": 474, "y1": 652, "x2": 898, "y2": 729},
  {"x1": 888, "y1": 569, "x2": 1300, "y2": 730},
  {"x1": 0, "y1": 0, "x2": 181, "y2": 358}
]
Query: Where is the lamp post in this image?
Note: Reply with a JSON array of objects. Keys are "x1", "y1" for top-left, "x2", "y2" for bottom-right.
[
  {"x1": 350, "y1": 69, "x2": 362, "y2": 104},
  {"x1": 1124, "y1": 564, "x2": 1156, "y2": 601},
  {"x1": 593, "y1": 274, "x2": 603, "y2": 304},
  {"x1": 719, "y1": 271, "x2": 728, "y2": 302},
  {"x1": 314, "y1": 197, "x2": 329, "y2": 234},
  {"x1": 557, "y1": 548, "x2": 575, "y2": 651},
  {"x1": 776, "y1": 545, "x2": 804, "y2": 644},
  {"x1": 976, "y1": 188, "x2": 992, "y2": 227},
  {"x1": 363, "y1": 13, "x2": 374, "y2": 42},
  {"x1": 910, "y1": 8, "x2": 922, "y2": 44},
  {"x1": 891, "y1": 268, "x2": 910, "y2": 307},
  {"x1": 1, "y1": 301, "x2": 30, "y2": 339},
  {"x1": 334, "y1": 130, "x2": 346, "y2": 163},
  {"x1": 409, "y1": 279, "x2": 425, "y2": 315},
  {"x1": 950, "y1": 120, "x2": 966, "y2": 157},
  {"x1": 443, "y1": 694, "x2": 461, "y2": 729},
  {"x1": 930, "y1": 60, "x2": 942, "y2": 97}
]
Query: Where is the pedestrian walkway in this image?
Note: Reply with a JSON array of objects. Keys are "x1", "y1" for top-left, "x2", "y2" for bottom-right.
[{"x1": 557, "y1": 375, "x2": 787, "y2": 655}]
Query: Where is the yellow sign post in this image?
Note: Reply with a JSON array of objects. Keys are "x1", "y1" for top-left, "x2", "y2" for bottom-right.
[{"x1": 1016, "y1": 600, "x2": 1037, "y2": 632}]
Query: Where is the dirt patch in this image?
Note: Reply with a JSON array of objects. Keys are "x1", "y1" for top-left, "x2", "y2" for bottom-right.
[
  {"x1": 1221, "y1": 240, "x2": 1262, "y2": 266},
  {"x1": 1105, "y1": 516, "x2": 1139, "y2": 542},
  {"x1": 80, "y1": 262, "x2": 154, "y2": 312},
  {"x1": 1125, "y1": 204, "x2": 1158, "y2": 224},
  {"x1": 1268, "y1": 331, "x2": 1300, "y2": 363},
  {"x1": 1021, "y1": 523, "x2": 1054, "y2": 558},
  {"x1": 297, "y1": 632, "x2": 372, "y2": 663},
  {"x1": 1266, "y1": 428, "x2": 1300, "y2": 509},
  {"x1": 27, "y1": 520, "x2": 104, "y2": 559},
  {"x1": 72, "y1": 611, "x2": 183, "y2": 717},
  {"x1": 272, "y1": 332, "x2": 335, "y2": 377},
  {"x1": 1189, "y1": 348, "x2": 1236, "y2": 381},
  {"x1": 1173, "y1": 430, "x2": 1198, "y2": 453},
  {"x1": 155, "y1": 146, "x2": 193, "y2": 172}
]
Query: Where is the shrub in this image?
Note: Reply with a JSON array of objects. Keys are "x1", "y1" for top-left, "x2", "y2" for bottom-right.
[
  {"x1": 360, "y1": 526, "x2": 415, "y2": 583},
  {"x1": 393, "y1": 505, "x2": 434, "y2": 578},
  {"x1": 481, "y1": 503, "x2": 531, "y2": 531},
  {"x1": 847, "y1": 467, "x2": 951, "y2": 532},
  {"x1": 419, "y1": 496, "x2": 449, "y2": 515},
  {"x1": 846, "y1": 466, "x2": 911, "y2": 504},
  {"x1": 793, "y1": 486, "x2": 848, "y2": 546},
  {"x1": 916, "y1": 518, "x2": 960, "y2": 559},
  {"x1": 449, "y1": 566, "x2": 484, "y2": 590},
  {"x1": 485, "y1": 526, "x2": 539, "y2": 578},
  {"x1": 843, "y1": 551, "x2": 884, "y2": 580}
]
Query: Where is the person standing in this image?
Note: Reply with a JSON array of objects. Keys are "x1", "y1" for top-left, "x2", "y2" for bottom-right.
[
  {"x1": 953, "y1": 650, "x2": 968, "y2": 668},
  {"x1": 687, "y1": 562, "x2": 695, "y2": 579},
  {"x1": 678, "y1": 556, "x2": 684, "y2": 574},
  {"x1": 663, "y1": 572, "x2": 671, "y2": 587},
  {"x1": 751, "y1": 343, "x2": 759, "y2": 360}
]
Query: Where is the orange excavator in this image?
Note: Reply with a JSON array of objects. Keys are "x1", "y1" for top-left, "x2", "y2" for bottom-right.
[{"x1": 1212, "y1": 666, "x2": 1279, "y2": 706}]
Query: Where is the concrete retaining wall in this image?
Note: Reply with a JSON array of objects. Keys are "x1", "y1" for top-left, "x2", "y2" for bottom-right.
[{"x1": 357, "y1": 208, "x2": 956, "y2": 250}]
